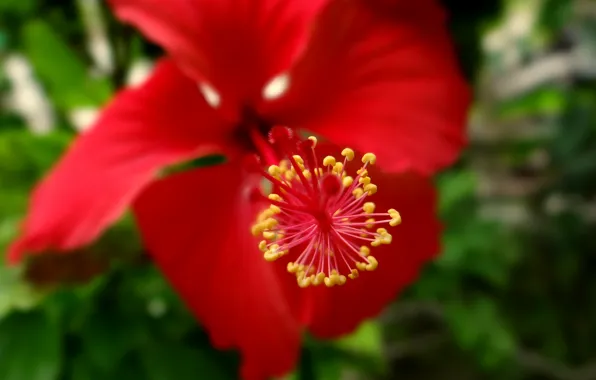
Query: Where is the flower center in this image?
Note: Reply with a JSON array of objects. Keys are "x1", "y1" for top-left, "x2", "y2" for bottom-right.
[{"x1": 251, "y1": 127, "x2": 402, "y2": 288}]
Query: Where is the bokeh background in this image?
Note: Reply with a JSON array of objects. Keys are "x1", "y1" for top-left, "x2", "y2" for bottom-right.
[{"x1": 1, "y1": 0, "x2": 596, "y2": 379}]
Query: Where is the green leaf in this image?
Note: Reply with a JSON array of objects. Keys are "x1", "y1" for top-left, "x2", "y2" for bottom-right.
[
  {"x1": 296, "y1": 345, "x2": 343, "y2": 380},
  {"x1": 140, "y1": 343, "x2": 234, "y2": 380},
  {"x1": 0, "y1": 266, "x2": 46, "y2": 319},
  {"x1": 445, "y1": 299, "x2": 516, "y2": 369},
  {"x1": 335, "y1": 321, "x2": 386, "y2": 373},
  {"x1": 71, "y1": 352, "x2": 148, "y2": 380},
  {"x1": 78, "y1": 305, "x2": 144, "y2": 371},
  {"x1": 164, "y1": 154, "x2": 227, "y2": 177},
  {"x1": 0, "y1": 129, "x2": 71, "y2": 190},
  {"x1": 0, "y1": 0, "x2": 36, "y2": 15},
  {"x1": 312, "y1": 359, "x2": 343, "y2": 380},
  {"x1": 439, "y1": 221, "x2": 519, "y2": 287},
  {"x1": 0, "y1": 129, "x2": 71, "y2": 254},
  {"x1": 538, "y1": 0, "x2": 572, "y2": 33},
  {"x1": 0, "y1": 215, "x2": 21, "y2": 260},
  {"x1": 437, "y1": 170, "x2": 477, "y2": 215},
  {"x1": 70, "y1": 355, "x2": 104, "y2": 380},
  {"x1": 0, "y1": 310, "x2": 62, "y2": 380},
  {"x1": 497, "y1": 85, "x2": 566, "y2": 119},
  {"x1": 22, "y1": 20, "x2": 112, "y2": 109},
  {"x1": 301, "y1": 322, "x2": 387, "y2": 379}
]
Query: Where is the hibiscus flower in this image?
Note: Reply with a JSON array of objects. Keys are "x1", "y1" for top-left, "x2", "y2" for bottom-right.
[{"x1": 7, "y1": 0, "x2": 469, "y2": 378}]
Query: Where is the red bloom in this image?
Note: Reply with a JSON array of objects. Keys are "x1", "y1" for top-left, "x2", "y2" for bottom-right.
[{"x1": 8, "y1": 0, "x2": 469, "y2": 379}]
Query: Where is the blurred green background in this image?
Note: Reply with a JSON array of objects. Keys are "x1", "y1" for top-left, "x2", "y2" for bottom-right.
[{"x1": 2, "y1": 0, "x2": 596, "y2": 379}]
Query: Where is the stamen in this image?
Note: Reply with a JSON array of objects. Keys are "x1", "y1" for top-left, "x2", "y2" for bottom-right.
[{"x1": 251, "y1": 129, "x2": 402, "y2": 288}]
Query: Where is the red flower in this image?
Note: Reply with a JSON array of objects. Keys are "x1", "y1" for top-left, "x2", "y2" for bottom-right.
[
  {"x1": 132, "y1": 142, "x2": 440, "y2": 379},
  {"x1": 8, "y1": 0, "x2": 469, "y2": 379}
]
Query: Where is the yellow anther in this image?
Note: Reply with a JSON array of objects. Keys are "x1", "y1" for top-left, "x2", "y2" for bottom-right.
[
  {"x1": 388, "y1": 209, "x2": 402, "y2": 226},
  {"x1": 323, "y1": 156, "x2": 336, "y2": 167},
  {"x1": 262, "y1": 218, "x2": 278, "y2": 229},
  {"x1": 365, "y1": 218, "x2": 375, "y2": 228},
  {"x1": 315, "y1": 168, "x2": 324, "y2": 176},
  {"x1": 287, "y1": 262, "x2": 299, "y2": 273},
  {"x1": 359, "y1": 176, "x2": 371, "y2": 185},
  {"x1": 292, "y1": 155, "x2": 304, "y2": 165},
  {"x1": 363, "y1": 202, "x2": 375, "y2": 213},
  {"x1": 302, "y1": 169, "x2": 312, "y2": 179},
  {"x1": 258, "y1": 240, "x2": 268, "y2": 251},
  {"x1": 377, "y1": 229, "x2": 392, "y2": 244},
  {"x1": 284, "y1": 171, "x2": 295, "y2": 181},
  {"x1": 324, "y1": 272, "x2": 347, "y2": 287},
  {"x1": 352, "y1": 188, "x2": 364, "y2": 198},
  {"x1": 348, "y1": 269, "x2": 359, "y2": 280},
  {"x1": 357, "y1": 168, "x2": 368, "y2": 177},
  {"x1": 269, "y1": 205, "x2": 281, "y2": 214},
  {"x1": 333, "y1": 162, "x2": 344, "y2": 174},
  {"x1": 365, "y1": 256, "x2": 378, "y2": 271},
  {"x1": 356, "y1": 256, "x2": 378, "y2": 271},
  {"x1": 341, "y1": 148, "x2": 355, "y2": 161},
  {"x1": 324, "y1": 270, "x2": 338, "y2": 287},
  {"x1": 383, "y1": 233, "x2": 392, "y2": 244},
  {"x1": 251, "y1": 223, "x2": 265, "y2": 237},
  {"x1": 313, "y1": 272, "x2": 325, "y2": 286},
  {"x1": 362, "y1": 153, "x2": 377, "y2": 165},
  {"x1": 268, "y1": 193, "x2": 282, "y2": 201},
  {"x1": 390, "y1": 217, "x2": 402, "y2": 227},
  {"x1": 308, "y1": 136, "x2": 317, "y2": 147},
  {"x1": 371, "y1": 229, "x2": 391, "y2": 246},
  {"x1": 343, "y1": 176, "x2": 354, "y2": 187},
  {"x1": 360, "y1": 246, "x2": 370, "y2": 257},
  {"x1": 297, "y1": 274, "x2": 312, "y2": 288},
  {"x1": 262, "y1": 231, "x2": 276, "y2": 240},
  {"x1": 268, "y1": 165, "x2": 281, "y2": 176},
  {"x1": 279, "y1": 160, "x2": 290, "y2": 172},
  {"x1": 264, "y1": 252, "x2": 279, "y2": 262},
  {"x1": 263, "y1": 252, "x2": 275, "y2": 261},
  {"x1": 257, "y1": 209, "x2": 273, "y2": 222},
  {"x1": 264, "y1": 245, "x2": 285, "y2": 262},
  {"x1": 364, "y1": 183, "x2": 377, "y2": 195}
]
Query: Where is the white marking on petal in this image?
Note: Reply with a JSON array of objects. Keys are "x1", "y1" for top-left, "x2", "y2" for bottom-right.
[
  {"x1": 198, "y1": 82, "x2": 221, "y2": 108},
  {"x1": 262, "y1": 73, "x2": 290, "y2": 100}
]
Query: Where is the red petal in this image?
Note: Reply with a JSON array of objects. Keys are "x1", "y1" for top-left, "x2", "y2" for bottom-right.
[
  {"x1": 261, "y1": 0, "x2": 470, "y2": 175},
  {"x1": 8, "y1": 60, "x2": 229, "y2": 264},
  {"x1": 301, "y1": 144, "x2": 440, "y2": 337},
  {"x1": 109, "y1": 0, "x2": 329, "y2": 117},
  {"x1": 133, "y1": 164, "x2": 301, "y2": 380}
]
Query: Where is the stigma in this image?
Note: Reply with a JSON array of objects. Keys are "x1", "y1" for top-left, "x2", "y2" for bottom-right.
[{"x1": 251, "y1": 127, "x2": 402, "y2": 288}]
